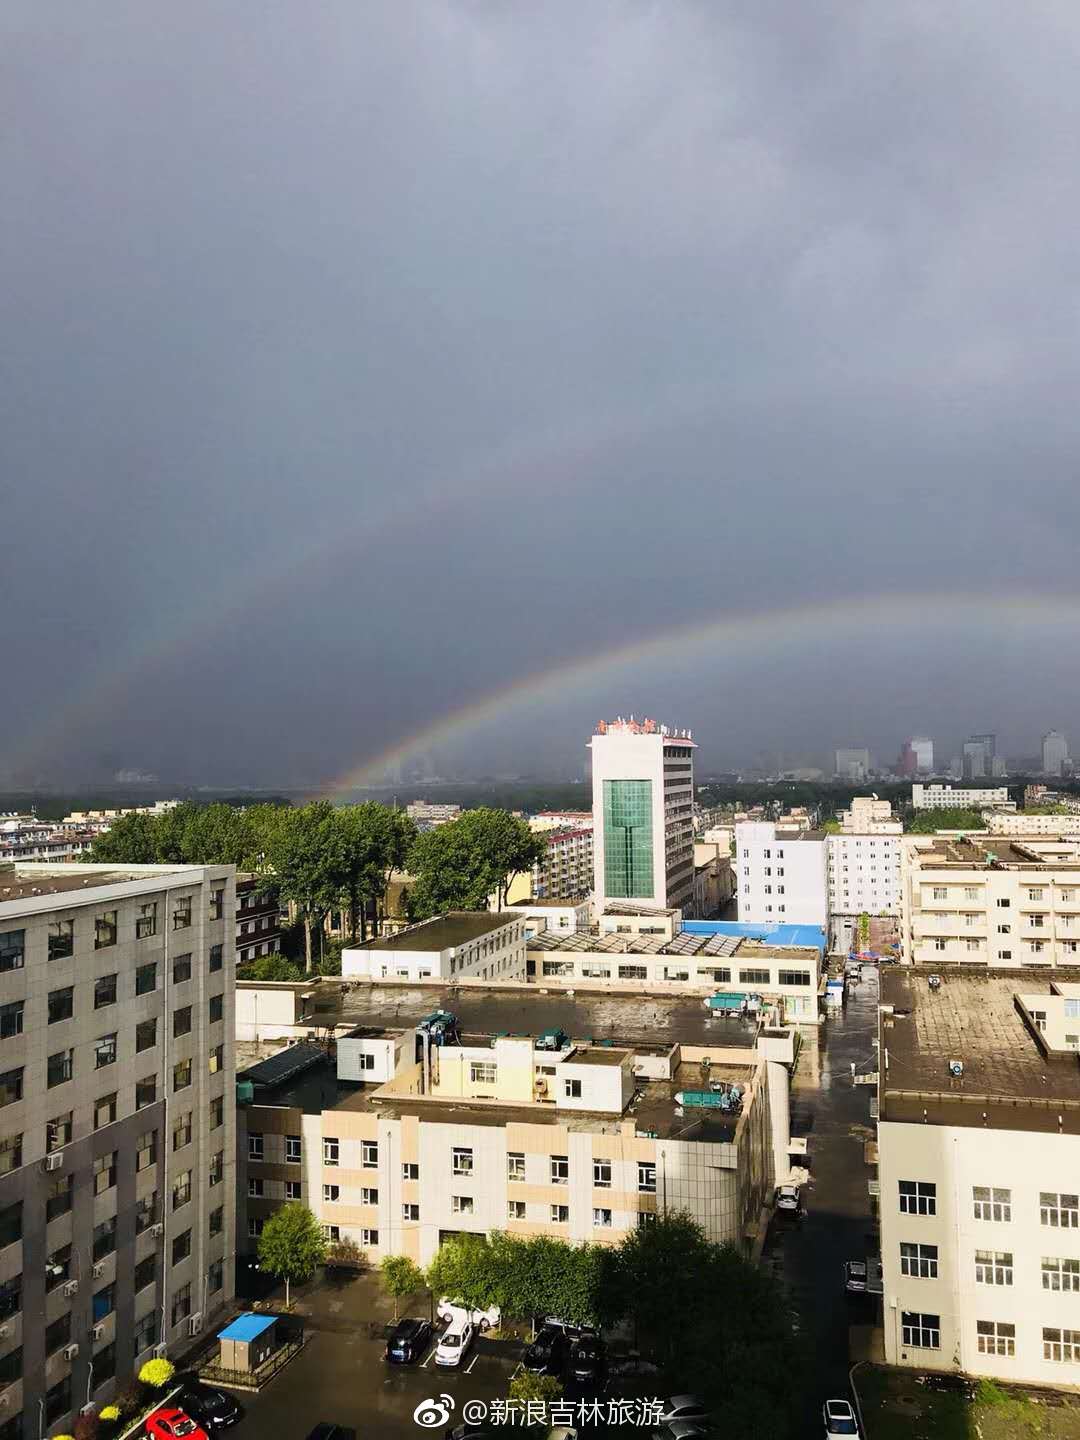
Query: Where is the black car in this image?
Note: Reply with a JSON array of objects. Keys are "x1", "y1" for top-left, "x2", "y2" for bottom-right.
[
  {"x1": 522, "y1": 1325, "x2": 569, "y2": 1376},
  {"x1": 174, "y1": 1386, "x2": 242, "y2": 1429},
  {"x1": 386, "y1": 1316, "x2": 434, "y2": 1364},
  {"x1": 305, "y1": 1427, "x2": 356, "y2": 1440},
  {"x1": 566, "y1": 1332, "x2": 606, "y2": 1386}
]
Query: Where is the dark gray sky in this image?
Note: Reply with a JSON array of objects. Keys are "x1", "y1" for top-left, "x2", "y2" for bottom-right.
[{"x1": 4, "y1": 2, "x2": 1080, "y2": 787}]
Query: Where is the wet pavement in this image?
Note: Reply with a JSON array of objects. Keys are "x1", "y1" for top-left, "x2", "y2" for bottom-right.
[{"x1": 762, "y1": 965, "x2": 880, "y2": 1437}]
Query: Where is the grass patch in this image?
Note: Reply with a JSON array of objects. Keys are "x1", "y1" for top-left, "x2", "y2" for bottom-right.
[{"x1": 860, "y1": 1367, "x2": 1080, "y2": 1440}]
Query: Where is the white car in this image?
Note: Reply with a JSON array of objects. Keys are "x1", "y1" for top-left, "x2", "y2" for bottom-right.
[
  {"x1": 823, "y1": 1398, "x2": 859, "y2": 1438},
  {"x1": 775, "y1": 1184, "x2": 801, "y2": 1213},
  {"x1": 435, "y1": 1317, "x2": 475, "y2": 1367},
  {"x1": 437, "y1": 1296, "x2": 500, "y2": 1331}
]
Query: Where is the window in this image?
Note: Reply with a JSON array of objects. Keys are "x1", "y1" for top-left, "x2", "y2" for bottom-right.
[
  {"x1": 0, "y1": 1201, "x2": 21, "y2": 1249},
  {"x1": 136, "y1": 1019, "x2": 159, "y2": 1054},
  {"x1": 210, "y1": 1095, "x2": 224, "y2": 1130},
  {"x1": 279, "y1": 1178, "x2": 299, "y2": 1201},
  {"x1": 361, "y1": 1187, "x2": 378, "y2": 1205},
  {"x1": 901, "y1": 1312, "x2": 940, "y2": 1349},
  {"x1": 1029, "y1": 888, "x2": 1045, "y2": 902},
  {"x1": 324, "y1": 1138, "x2": 339, "y2": 1166},
  {"x1": 593, "y1": 1160, "x2": 612, "y2": 1188},
  {"x1": 48, "y1": 919, "x2": 74, "y2": 961},
  {"x1": 46, "y1": 1378, "x2": 72, "y2": 1427},
  {"x1": 172, "y1": 1171, "x2": 192, "y2": 1211},
  {"x1": 135, "y1": 1128, "x2": 157, "y2": 1172},
  {"x1": 362, "y1": 1140, "x2": 378, "y2": 1168},
  {"x1": 470, "y1": 1062, "x2": 497, "y2": 1085},
  {"x1": 95, "y1": 910, "x2": 118, "y2": 949},
  {"x1": 507, "y1": 1200, "x2": 525, "y2": 1221},
  {"x1": 135, "y1": 1192, "x2": 159, "y2": 1234},
  {"x1": 248, "y1": 1178, "x2": 264, "y2": 1199},
  {"x1": 360, "y1": 1228, "x2": 379, "y2": 1247},
  {"x1": 0, "y1": 1274, "x2": 20, "y2": 1320},
  {"x1": 900, "y1": 1242, "x2": 938, "y2": 1279},
  {"x1": 638, "y1": 1161, "x2": 657, "y2": 1193},
  {"x1": 739, "y1": 968, "x2": 770, "y2": 985},
  {"x1": 94, "y1": 1151, "x2": 117, "y2": 1195},
  {"x1": 48, "y1": 987, "x2": 74, "y2": 1025},
  {"x1": 204, "y1": 1149, "x2": 222, "y2": 1188},
  {"x1": 933, "y1": 939, "x2": 947, "y2": 952},
  {"x1": 171, "y1": 1281, "x2": 192, "y2": 1326},
  {"x1": 47, "y1": 1174, "x2": 73, "y2": 1218},
  {"x1": 564, "y1": 1078, "x2": 582, "y2": 1099},
  {"x1": 1042, "y1": 1256, "x2": 1080, "y2": 1291},
  {"x1": 977, "y1": 1320, "x2": 1015, "y2": 1357},
  {"x1": 172, "y1": 1006, "x2": 192, "y2": 1039},
  {"x1": 0, "y1": 1070, "x2": 22, "y2": 1110},
  {"x1": 46, "y1": 1244, "x2": 71, "y2": 1289},
  {"x1": 619, "y1": 964, "x2": 648, "y2": 981},
  {"x1": 173, "y1": 1112, "x2": 192, "y2": 1151},
  {"x1": 550, "y1": 1155, "x2": 569, "y2": 1185},
  {"x1": 323, "y1": 1184, "x2": 339, "y2": 1203},
  {"x1": 1043, "y1": 1328, "x2": 1080, "y2": 1363},
  {"x1": 130, "y1": 1252, "x2": 156, "y2": 1297},
  {"x1": 136, "y1": 903, "x2": 157, "y2": 940},
  {"x1": 93, "y1": 1033, "x2": 117, "y2": 1070},
  {"x1": 208, "y1": 1258, "x2": 224, "y2": 1295},
  {"x1": 209, "y1": 1204, "x2": 224, "y2": 1236},
  {"x1": 1041, "y1": 1192, "x2": 1080, "y2": 1228},
  {"x1": 247, "y1": 1218, "x2": 264, "y2": 1239},
  {"x1": 45, "y1": 1313, "x2": 71, "y2": 1355},
  {"x1": 172, "y1": 896, "x2": 192, "y2": 931},
  {"x1": 0, "y1": 932, "x2": 24, "y2": 978},
  {"x1": 93, "y1": 1215, "x2": 117, "y2": 1262},
  {"x1": 0, "y1": 1003, "x2": 22, "y2": 1040},
  {"x1": 975, "y1": 1250, "x2": 1013, "y2": 1285},
  {"x1": 210, "y1": 887, "x2": 225, "y2": 921},
  {"x1": 973, "y1": 1186, "x2": 1011, "y2": 1222},
  {"x1": 209, "y1": 943, "x2": 223, "y2": 973},
  {"x1": 95, "y1": 1093, "x2": 117, "y2": 1129},
  {"x1": 173, "y1": 1059, "x2": 192, "y2": 1092},
  {"x1": 0, "y1": 1134, "x2": 20, "y2": 1176},
  {"x1": 208, "y1": 1043, "x2": 224, "y2": 1074},
  {"x1": 285, "y1": 1134, "x2": 301, "y2": 1162},
  {"x1": 209, "y1": 994, "x2": 224, "y2": 1025},
  {"x1": 899, "y1": 1180, "x2": 936, "y2": 1216},
  {"x1": 452, "y1": 1147, "x2": 473, "y2": 1176},
  {"x1": 354, "y1": 1051, "x2": 376, "y2": 1072},
  {"x1": 778, "y1": 969, "x2": 811, "y2": 987},
  {"x1": 47, "y1": 1049, "x2": 73, "y2": 1088},
  {"x1": 451, "y1": 1195, "x2": 475, "y2": 1216},
  {"x1": 403, "y1": 1161, "x2": 419, "y2": 1181},
  {"x1": 248, "y1": 1133, "x2": 264, "y2": 1160},
  {"x1": 550, "y1": 1204, "x2": 569, "y2": 1224},
  {"x1": 136, "y1": 1076, "x2": 157, "y2": 1110},
  {"x1": 593, "y1": 1208, "x2": 612, "y2": 1227},
  {"x1": 48, "y1": 1111, "x2": 72, "y2": 1151},
  {"x1": 135, "y1": 962, "x2": 157, "y2": 996},
  {"x1": 172, "y1": 955, "x2": 192, "y2": 985}
]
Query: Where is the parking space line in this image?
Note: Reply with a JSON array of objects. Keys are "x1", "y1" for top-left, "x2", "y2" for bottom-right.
[
  {"x1": 465, "y1": 1355, "x2": 478, "y2": 1374},
  {"x1": 420, "y1": 1350, "x2": 433, "y2": 1368}
]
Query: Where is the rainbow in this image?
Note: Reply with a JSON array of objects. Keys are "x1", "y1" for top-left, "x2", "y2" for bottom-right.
[{"x1": 323, "y1": 587, "x2": 1080, "y2": 795}]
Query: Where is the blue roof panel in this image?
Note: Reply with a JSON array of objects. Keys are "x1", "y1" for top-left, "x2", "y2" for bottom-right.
[
  {"x1": 681, "y1": 920, "x2": 826, "y2": 955},
  {"x1": 217, "y1": 1312, "x2": 277, "y2": 1343}
]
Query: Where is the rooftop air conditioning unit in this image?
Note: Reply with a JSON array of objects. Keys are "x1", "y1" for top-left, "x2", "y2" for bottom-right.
[
  {"x1": 949, "y1": 1059, "x2": 964, "y2": 1078},
  {"x1": 187, "y1": 1313, "x2": 203, "y2": 1337},
  {"x1": 62, "y1": 1343, "x2": 79, "y2": 1361},
  {"x1": 63, "y1": 1280, "x2": 78, "y2": 1297},
  {"x1": 92, "y1": 1262, "x2": 104, "y2": 1279},
  {"x1": 43, "y1": 1152, "x2": 64, "y2": 1172},
  {"x1": 152, "y1": 1343, "x2": 168, "y2": 1359},
  {"x1": 92, "y1": 1323, "x2": 106, "y2": 1341}
]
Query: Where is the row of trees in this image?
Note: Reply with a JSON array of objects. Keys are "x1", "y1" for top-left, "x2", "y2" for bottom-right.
[{"x1": 89, "y1": 799, "x2": 544, "y2": 971}]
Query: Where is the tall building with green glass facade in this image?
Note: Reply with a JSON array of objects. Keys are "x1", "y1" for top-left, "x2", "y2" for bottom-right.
[{"x1": 589, "y1": 720, "x2": 695, "y2": 913}]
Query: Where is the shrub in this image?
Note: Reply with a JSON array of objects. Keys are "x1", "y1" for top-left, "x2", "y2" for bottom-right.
[
  {"x1": 138, "y1": 1357, "x2": 175, "y2": 1388},
  {"x1": 98, "y1": 1409, "x2": 120, "y2": 1424},
  {"x1": 113, "y1": 1377, "x2": 145, "y2": 1417},
  {"x1": 74, "y1": 1413, "x2": 100, "y2": 1440},
  {"x1": 509, "y1": 1371, "x2": 563, "y2": 1404}
]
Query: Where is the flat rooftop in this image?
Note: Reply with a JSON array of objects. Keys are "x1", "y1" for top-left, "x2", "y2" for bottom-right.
[
  {"x1": 529, "y1": 927, "x2": 821, "y2": 963},
  {"x1": 0, "y1": 864, "x2": 192, "y2": 904},
  {"x1": 352, "y1": 911, "x2": 523, "y2": 952},
  {"x1": 880, "y1": 968, "x2": 1080, "y2": 1133},
  {"x1": 912, "y1": 837, "x2": 1080, "y2": 869},
  {"x1": 568, "y1": 1047, "x2": 629, "y2": 1066},
  {"x1": 521, "y1": 898, "x2": 589, "y2": 909}
]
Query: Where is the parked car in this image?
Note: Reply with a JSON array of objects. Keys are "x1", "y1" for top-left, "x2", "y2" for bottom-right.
[
  {"x1": 436, "y1": 1316, "x2": 475, "y2": 1367},
  {"x1": 304, "y1": 1428, "x2": 356, "y2": 1440},
  {"x1": 523, "y1": 1325, "x2": 570, "y2": 1376},
  {"x1": 566, "y1": 1332, "x2": 606, "y2": 1387},
  {"x1": 657, "y1": 1397, "x2": 710, "y2": 1426},
  {"x1": 823, "y1": 1399, "x2": 860, "y2": 1438},
  {"x1": 173, "y1": 1388, "x2": 241, "y2": 1429},
  {"x1": 438, "y1": 1296, "x2": 500, "y2": 1330},
  {"x1": 844, "y1": 1260, "x2": 867, "y2": 1293},
  {"x1": 386, "y1": 1316, "x2": 434, "y2": 1364},
  {"x1": 651, "y1": 1422, "x2": 711, "y2": 1440},
  {"x1": 145, "y1": 1409, "x2": 208, "y2": 1440},
  {"x1": 775, "y1": 1184, "x2": 801, "y2": 1213}
]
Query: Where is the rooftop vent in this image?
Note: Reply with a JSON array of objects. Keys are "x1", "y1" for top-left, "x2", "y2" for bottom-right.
[{"x1": 948, "y1": 1059, "x2": 964, "y2": 1078}]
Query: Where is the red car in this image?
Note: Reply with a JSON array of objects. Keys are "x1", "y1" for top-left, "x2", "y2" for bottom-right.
[{"x1": 146, "y1": 1408, "x2": 209, "y2": 1440}]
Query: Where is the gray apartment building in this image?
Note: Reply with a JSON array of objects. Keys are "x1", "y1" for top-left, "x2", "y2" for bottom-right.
[{"x1": 0, "y1": 863, "x2": 236, "y2": 1438}]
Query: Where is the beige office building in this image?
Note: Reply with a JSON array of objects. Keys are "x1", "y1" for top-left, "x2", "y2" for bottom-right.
[
  {"x1": 900, "y1": 836, "x2": 1080, "y2": 968},
  {"x1": 0, "y1": 864, "x2": 236, "y2": 1435},
  {"x1": 879, "y1": 968, "x2": 1080, "y2": 1387}
]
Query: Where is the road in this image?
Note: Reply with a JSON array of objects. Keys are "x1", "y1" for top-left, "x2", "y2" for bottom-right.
[{"x1": 762, "y1": 966, "x2": 879, "y2": 1435}]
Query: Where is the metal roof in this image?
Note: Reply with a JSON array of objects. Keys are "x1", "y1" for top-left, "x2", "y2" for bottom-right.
[{"x1": 242, "y1": 1042, "x2": 326, "y2": 1088}]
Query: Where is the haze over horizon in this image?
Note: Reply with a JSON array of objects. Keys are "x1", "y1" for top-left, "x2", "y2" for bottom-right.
[{"x1": 4, "y1": 3, "x2": 1080, "y2": 789}]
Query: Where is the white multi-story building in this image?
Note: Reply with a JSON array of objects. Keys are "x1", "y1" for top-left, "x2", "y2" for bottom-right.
[
  {"x1": 735, "y1": 823, "x2": 828, "y2": 928},
  {"x1": 834, "y1": 749, "x2": 871, "y2": 782},
  {"x1": 529, "y1": 812, "x2": 593, "y2": 834},
  {"x1": 838, "y1": 796, "x2": 899, "y2": 833},
  {"x1": 589, "y1": 719, "x2": 695, "y2": 914},
  {"x1": 0, "y1": 863, "x2": 236, "y2": 1432},
  {"x1": 1042, "y1": 732, "x2": 1070, "y2": 778},
  {"x1": 983, "y1": 812, "x2": 1080, "y2": 837},
  {"x1": 404, "y1": 801, "x2": 461, "y2": 830},
  {"x1": 900, "y1": 835, "x2": 1080, "y2": 967},
  {"x1": 911, "y1": 784, "x2": 1014, "y2": 812},
  {"x1": 342, "y1": 912, "x2": 527, "y2": 982},
  {"x1": 879, "y1": 968, "x2": 1080, "y2": 1387},
  {"x1": 827, "y1": 834, "x2": 902, "y2": 920}
]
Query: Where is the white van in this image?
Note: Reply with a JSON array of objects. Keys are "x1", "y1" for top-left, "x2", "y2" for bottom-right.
[{"x1": 435, "y1": 1316, "x2": 474, "y2": 1368}]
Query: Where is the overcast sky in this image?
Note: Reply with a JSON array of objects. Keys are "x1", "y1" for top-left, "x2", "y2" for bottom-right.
[{"x1": 4, "y1": 2, "x2": 1080, "y2": 787}]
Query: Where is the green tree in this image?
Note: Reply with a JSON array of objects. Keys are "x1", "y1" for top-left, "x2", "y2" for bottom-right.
[
  {"x1": 334, "y1": 804, "x2": 417, "y2": 942},
  {"x1": 257, "y1": 1202, "x2": 327, "y2": 1307},
  {"x1": 236, "y1": 954, "x2": 304, "y2": 982},
  {"x1": 406, "y1": 808, "x2": 544, "y2": 919},
  {"x1": 87, "y1": 811, "x2": 160, "y2": 864},
  {"x1": 263, "y1": 803, "x2": 347, "y2": 973},
  {"x1": 380, "y1": 1254, "x2": 426, "y2": 1320},
  {"x1": 425, "y1": 1233, "x2": 499, "y2": 1312},
  {"x1": 906, "y1": 808, "x2": 986, "y2": 833}
]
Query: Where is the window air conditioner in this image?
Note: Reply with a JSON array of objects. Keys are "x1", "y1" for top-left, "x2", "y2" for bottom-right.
[
  {"x1": 92, "y1": 1262, "x2": 104, "y2": 1278},
  {"x1": 92, "y1": 1323, "x2": 106, "y2": 1341},
  {"x1": 187, "y1": 1312, "x2": 203, "y2": 1337},
  {"x1": 63, "y1": 1343, "x2": 79, "y2": 1360},
  {"x1": 63, "y1": 1280, "x2": 78, "y2": 1297},
  {"x1": 44, "y1": 1152, "x2": 64, "y2": 1172}
]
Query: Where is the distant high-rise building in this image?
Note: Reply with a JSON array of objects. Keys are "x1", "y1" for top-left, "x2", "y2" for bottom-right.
[
  {"x1": 897, "y1": 736, "x2": 933, "y2": 777},
  {"x1": 963, "y1": 732, "x2": 997, "y2": 780},
  {"x1": 1042, "y1": 730, "x2": 1070, "y2": 778},
  {"x1": 589, "y1": 718, "x2": 695, "y2": 913},
  {"x1": 834, "y1": 748, "x2": 871, "y2": 782}
]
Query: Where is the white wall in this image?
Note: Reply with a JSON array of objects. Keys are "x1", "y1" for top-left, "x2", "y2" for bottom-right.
[
  {"x1": 827, "y1": 832, "x2": 902, "y2": 916},
  {"x1": 336, "y1": 1033, "x2": 404, "y2": 1083},
  {"x1": 735, "y1": 823, "x2": 828, "y2": 928}
]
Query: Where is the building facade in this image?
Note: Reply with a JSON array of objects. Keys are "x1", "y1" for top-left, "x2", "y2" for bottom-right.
[
  {"x1": 734, "y1": 823, "x2": 828, "y2": 929},
  {"x1": 589, "y1": 720, "x2": 695, "y2": 915},
  {"x1": 879, "y1": 968, "x2": 1080, "y2": 1387},
  {"x1": 0, "y1": 863, "x2": 236, "y2": 1435},
  {"x1": 342, "y1": 913, "x2": 527, "y2": 983},
  {"x1": 532, "y1": 827, "x2": 594, "y2": 900},
  {"x1": 911, "y1": 784, "x2": 1014, "y2": 812},
  {"x1": 900, "y1": 836, "x2": 1080, "y2": 968},
  {"x1": 1042, "y1": 732, "x2": 1070, "y2": 779},
  {"x1": 827, "y1": 830, "x2": 902, "y2": 919},
  {"x1": 834, "y1": 749, "x2": 871, "y2": 782},
  {"x1": 235, "y1": 876, "x2": 282, "y2": 966}
]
